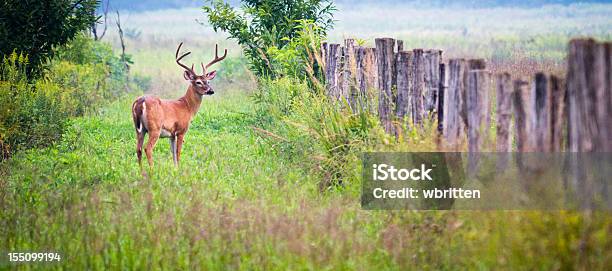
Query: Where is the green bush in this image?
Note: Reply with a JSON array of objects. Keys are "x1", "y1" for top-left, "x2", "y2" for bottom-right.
[
  {"x1": 203, "y1": 0, "x2": 335, "y2": 77},
  {"x1": 0, "y1": 0, "x2": 97, "y2": 76},
  {"x1": 0, "y1": 35, "x2": 135, "y2": 160},
  {"x1": 267, "y1": 20, "x2": 326, "y2": 91},
  {"x1": 52, "y1": 34, "x2": 130, "y2": 102},
  {"x1": 254, "y1": 77, "x2": 387, "y2": 188},
  {"x1": 0, "y1": 53, "x2": 69, "y2": 159}
]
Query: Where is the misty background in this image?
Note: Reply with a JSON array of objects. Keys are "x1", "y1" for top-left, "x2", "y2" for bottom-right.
[{"x1": 105, "y1": 0, "x2": 612, "y2": 11}]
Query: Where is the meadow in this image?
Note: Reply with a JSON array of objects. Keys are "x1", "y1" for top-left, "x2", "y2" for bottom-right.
[{"x1": 1, "y1": 2, "x2": 611, "y2": 270}]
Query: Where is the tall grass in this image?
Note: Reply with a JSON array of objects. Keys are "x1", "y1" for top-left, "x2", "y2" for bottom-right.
[{"x1": 2, "y1": 88, "x2": 610, "y2": 269}]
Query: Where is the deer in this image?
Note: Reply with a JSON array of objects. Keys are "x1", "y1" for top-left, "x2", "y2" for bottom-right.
[{"x1": 131, "y1": 42, "x2": 227, "y2": 168}]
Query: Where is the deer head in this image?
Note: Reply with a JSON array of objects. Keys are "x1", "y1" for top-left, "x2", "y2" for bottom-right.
[{"x1": 175, "y1": 42, "x2": 227, "y2": 95}]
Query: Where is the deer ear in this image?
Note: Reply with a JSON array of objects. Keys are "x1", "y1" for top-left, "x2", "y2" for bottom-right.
[
  {"x1": 183, "y1": 71, "x2": 194, "y2": 81},
  {"x1": 205, "y1": 70, "x2": 217, "y2": 80}
]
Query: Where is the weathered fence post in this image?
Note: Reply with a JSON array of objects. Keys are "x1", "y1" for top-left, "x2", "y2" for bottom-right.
[
  {"x1": 410, "y1": 49, "x2": 425, "y2": 126},
  {"x1": 437, "y1": 63, "x2": 446, "y2": 133},
  {"x1": 424, "y1": 49, "x2": 442, "y2": 113},
  {"x1": 354, "y1": 46, "x2": 367, "y2": 112},
  {"x1": 376, "y1": 38, "x2": 396, "y2": 133},
  {"x1": 496, "y1": 73, "x2": 513, "y2": 171},
  {"x1": 395, "y1": 51, "x2": 413, "y2": 122},
  {"x1": 321, "y1": 42, "x2": 328, "y2": 69},
  {"x1": 466, "y1": 70, "x2": 491, "y2": 175},
  {"x1": 513, "y1": 78, "x2": 532, "y2": 179},
  {"x1": 391, "y1": 41, "x2": 403, "y2": 104},
  {"x1": 443, "y1": 59, "x2": 467, "y2": 148},
  {"x1": 566, "y1": 39, "x2": 611, "y2": 210},
  {"x1": 363, "y1": 48, "x2": 378, "y2": 91},
  {"x1": 496, "y1": 73, "x2": 513, "y2": 152},
  {"x1": 325, "y1": 43, "x2": 341, "y2": 100},
  {"x1": 533, "y1": 73, "x2": 552, "y2": 152},
  {"x1": 567, "y1": 39, "x2": 611, "y2": 152},
  {"x1": 342, "y1": 39, "x2": 356, "y2": 110},
  {"x1": 513, "y1": 79, "x2": 532, "y2": 153},
  {"x1": 550, "y1": 76, "x2": 565, "y2": 152}
]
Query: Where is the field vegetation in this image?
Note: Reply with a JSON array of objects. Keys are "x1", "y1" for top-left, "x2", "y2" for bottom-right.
[{"x1": 1, "y1": 0, "x2": 611, "y2": 270}]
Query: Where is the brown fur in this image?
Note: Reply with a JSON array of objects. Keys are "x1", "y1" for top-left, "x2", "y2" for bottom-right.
[
  {"x1": 132, "y1": 84, "x2": 211, "y2": 168},
  {"x1": 132, "y1": 42, "x2": 225, "y2": 169}
]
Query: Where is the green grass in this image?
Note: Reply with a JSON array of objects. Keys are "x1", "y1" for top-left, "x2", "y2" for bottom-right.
[{"x1": 1, "y1": 88, "x2": 610, "y2": 270}]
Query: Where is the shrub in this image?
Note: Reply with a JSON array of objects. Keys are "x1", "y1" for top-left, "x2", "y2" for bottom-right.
[
  {"x1": 202, "y1": 0, "x2": 335, "y2": 77},
  {"x1": 267, "y1": 20, "x2": 327, "y2": 91},
  {"x1": 0, "y1": 0, "x2": 98, "y2": 76},
  {"x1": 52, "y1": 34, "x2": 130, "y2": 100},
  {"x1": 254, "y1": 77, "x2": 387, "y2": 188},
  {"x1": 0, "y1": 53, "x2": 69, "y2": 159},
  {"x1": 0, "y1": 35, "x2": 135, "y2": 160}
]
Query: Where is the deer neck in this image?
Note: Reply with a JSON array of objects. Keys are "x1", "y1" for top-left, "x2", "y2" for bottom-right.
[{"x1": 181, "y1": 85, "x2": 203, "y2": 117}]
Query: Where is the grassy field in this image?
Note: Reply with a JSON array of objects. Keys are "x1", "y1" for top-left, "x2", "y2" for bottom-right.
[
  {"x1": 2, "y1": 2, "x2": 612, "y2": 270},
  {"x1": 2, "y1": 89, "x2": 609, "y2": 270}
]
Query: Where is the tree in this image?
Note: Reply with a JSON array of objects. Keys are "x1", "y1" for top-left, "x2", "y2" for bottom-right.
[
  {"x1": 0, "y1": 0, "x2": 98, "y2": 76},
  {"x1": 202, "y1": 0, "x2": 335, "y2": 77}
]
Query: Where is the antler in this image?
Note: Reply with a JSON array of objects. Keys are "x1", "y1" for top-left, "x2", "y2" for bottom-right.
[
  {"x1": 203, "y1": 44, "x2": 228, "y2": 73},
  {"x1": 175, "y1": 42, "x2": 195, "y2": 76}
]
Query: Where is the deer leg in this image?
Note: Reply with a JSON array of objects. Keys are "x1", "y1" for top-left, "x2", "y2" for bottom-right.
[
  {"x1": 136, "y1": 131, "x2": 145, "y2": 168},
  {"x1": 170, "y1": 136, "x2": 178, "y2": 166},
  {"x1": 176, "y1": 134, "x2": 185, "y2": 166},
  {"x1": 145, "y1": 130, "x2": 160, "y2": 167}
]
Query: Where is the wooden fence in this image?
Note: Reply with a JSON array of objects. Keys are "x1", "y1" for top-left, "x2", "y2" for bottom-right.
[{"x1": 321, "y1": 38, "x2": 611, "y2": 153}]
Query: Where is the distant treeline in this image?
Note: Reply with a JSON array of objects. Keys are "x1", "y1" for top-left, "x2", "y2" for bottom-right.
[{"x1": 105, "y1": 0, "x2": 609, "y2": 12}]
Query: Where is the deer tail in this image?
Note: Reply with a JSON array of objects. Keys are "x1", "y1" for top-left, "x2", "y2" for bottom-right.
[{"x1": 132, "y1": 97, "x2": 146, "y2": 133}]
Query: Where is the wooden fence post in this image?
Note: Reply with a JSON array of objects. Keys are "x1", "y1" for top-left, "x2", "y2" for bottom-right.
[
  {"x1": 395, "y1": 51, "x2": 413, "y2": 121},
  {"x1": 496, "y1": 73, "x2": 512, "y2": 171},
  {"x1": 354, "y1": 46, "x2": 367, "y2": 113},
  {"x1": 567, "y1": 39, "x2": 611, "y2": 152},
  {"x1": 391, "y1": 41, "x2": 403, "y2": 104},
  {"x1": 533, "y1": 73, "x2": 552, "y2": 152},
  {"x1": 437, "y1": 63, "x2": 446, "y2": 133},
  {"x1": 325, "y1": 43, "x2": 341, "y2": 100},
  {"x1": 363, "y1": 48, "x2": 378, "y2": 91},
  {"x1": 565, "y1": 39, "x2": 611, "y2": 209},
  {"x1": 496, "y1": 73, "x2": 513, "y2": 153},
  {"x1": 513, "y1": 79, "x2": 532, "y2": 153},
  {"x1": 466, "y1": 70, "x2": 491, "y2": 176},
  {"x1": 376, "y1": 38, "x2": 396, "y2": 133},
  {"x1": 550, "y1": 76, "x2": 565, "y2": 152},
  {"x1": 410, "y1": 49, "x2": 425, "y2": 126},
  {"x1": 443, "y1": 59, "x2": 467, "y2": 148},
  {"x1": 467, "y1": 70, "x2": 491, "y2": 153},
  {"x1": 342, "y1": 39, "x2": 356, "y2": 110},
  {"x1": 424, "y1": 49, "x2": 443, "y2": 113},
  {"x1": 321, "y1": 42, "x2": 328, "y2": 69}
]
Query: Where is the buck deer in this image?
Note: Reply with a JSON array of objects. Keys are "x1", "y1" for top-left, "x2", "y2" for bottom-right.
[{"x1": 131, "y1": 42, "x2": 227, "y2": 167}]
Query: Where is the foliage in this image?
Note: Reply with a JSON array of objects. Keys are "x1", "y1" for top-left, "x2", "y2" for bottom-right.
[
  {"x1": 0, "y1": 0, "x2": 98, "y2": 76},
  {"x1": 0, "y1": 53, "x2": 69, "y2": 159},
  {"x1": 253, "y1": 77, "x2": 385, "y2": 187},
  {"x1": 0, "y1": 35, "x2": 132, "y2": 160},
  {"x1": 51, "y1": 34, "x2": 131, "y2": 112},
  {"x1": 267, "y1": 20, "x2": 326, "y2": 91},
  {"x1": 202, "y1": 0, "x2": 335, "y2": 77}
]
